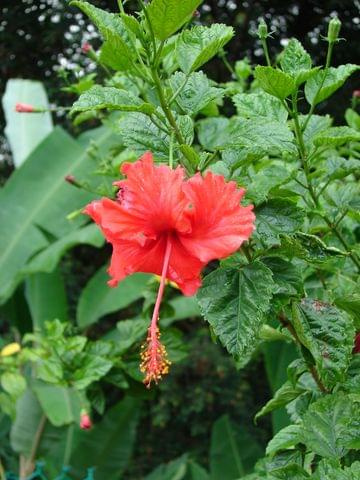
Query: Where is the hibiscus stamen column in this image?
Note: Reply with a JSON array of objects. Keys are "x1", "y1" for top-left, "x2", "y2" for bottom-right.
[{"x1": 140, "y1": 235, "x2": 172, "y2": 387}]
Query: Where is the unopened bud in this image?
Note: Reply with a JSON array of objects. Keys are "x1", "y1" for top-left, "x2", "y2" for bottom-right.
[
  {"x1": 327, "y1": 16, "x2": 341, "y2": 43},
  {"x1": 65, "y1": 175, "x2": 81, "y2": 188},
  {"x1": 81, "y1": 42, "x2": 92, "y2": 54},
  {"x1": 80, "y1": 411, "x2": 92, "y2": 430},
  {"x1": 193, "y1": 10, "x2": 200, "y2": 17},
  {"x1": 257, "y1": 18, "x2": 268, "y2": 40},
  {"x1": 352, "y1": 90, "x2": 360, "y2": 98},
  {"x1": 15, "y1": 103, "x2": 35, "y2": 113}
]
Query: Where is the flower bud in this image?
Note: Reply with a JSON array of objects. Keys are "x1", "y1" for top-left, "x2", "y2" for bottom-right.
[
  {"x1": 352, "y1": 90, "x2": 360, "y2": 98},
  {"x1": 327, "y1": 16, "x2": 341, "y2": 43},
  {"x1": 81, "y1": 42, "x2": 92, "y2": 54},
  {"x1": 80, "y1": 411, "x2": 92, "y2": 430},
  {"x1": 15, "y1": 103, "x2": 35, "y2": 113},
  {"x1": 257, "y1": 18, "x2": 268, "y2": 40}
]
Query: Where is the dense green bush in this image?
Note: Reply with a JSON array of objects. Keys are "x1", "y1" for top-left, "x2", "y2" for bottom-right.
[{"x1": 0, "y1": 0, "x2": 359, "y2": 479}]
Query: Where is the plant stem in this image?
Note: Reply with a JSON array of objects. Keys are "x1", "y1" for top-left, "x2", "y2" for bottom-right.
[
  {"x1": 261, "y1": 38, "x2": 271, "y2": 66},
  {"x1": 117, "y1": 0, "x2": 125, "y2": 13},
  {"x1": 169, "y1": 73, "x2": 191, "y2": 105},
  {"x1": 63, "y1": 423, "x2": 75, "y2": 465},
  {"x1": 279, "y1": 312, "x2": 328, "y2": 394},
  {"x1": 301, "y1": 40, "x2": 334, "y2": 133}
]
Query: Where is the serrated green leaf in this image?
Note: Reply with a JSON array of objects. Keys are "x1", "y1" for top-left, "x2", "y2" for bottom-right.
[
  {"x1": 262, "y1": 257, "x2": 303, "y2": 299},
  {"x1": 314, "y1": 459, "x2": 360, "y2": 480},
  {"x1": 232, "y1": 92, "x2": 288, "y2": 123},
  {"x1": 300, "y1": 114, "x2": 333, "y2": 149},
  {"x1": 147, "y1": 0, "x2": 203, "y2": 40},
  {"x1": 169, "y1": 71, "x2": 223, "y2": 115},
  {"x1": 335, "y1": 294, "x2": 360, "y2": 327},
  {"x1": 292, "y1": 299, "x2": 355, "y2": 389},
  {"x1": 254, "y1": 199, "x2": 305, "y2": 247},
  {"x1": 145, "y1": 454, "x2": 188, "y2": 480},
  {"x1": 197, "y1": 261, "x2": 274, "y2": 360},
  {"x1": 197, "y1": 117, "x2": 230, "y2": 151},
  {"x1": 245, "y1": 164, "x2": 293, "y2": 204},
  {"x1": 345, "y1": 108, "x2": 360, "y2": 130},
  {"x1": 116, "y1": 318, "x2": 149, "y2": 353},
  {"x1": 278, "y1": 232, "x2": 347, "y2": 263},
  {"x1": 224, "y1": 118, "x2": 296, "y2": 155},
  {"x1": 313, "y1": 126, "x2": 360, "y2": 146},
  {"x1": 266, "y1": 425, "x2": 301, "y2": 457},
  {"x1": 279, "y1": 39, "x2": 317, "y2": 86},
  {"x1": 71, "y1": 1, "x2": 135, "y2": 71},
  {"x1": 254, "y1": 66, "x2": 296, "y2": 99},
  {"x1": 1, "y1": 372, "x2": 26, "y2": 399},
  {"x1": 304, "y1": 64, "x2": 359, "y2": 106},
  {"x1": 255, "y1": 381, "x2": 304, "y2": 421},
  {"x1": 71, "y1": 86, "x2": 155, "y2": 115},
  {"x1": 177, "y1": 24, "x2": 234, "y2": 74},
  {"x1": 119, "y1": 112, "x2": 193, "y2": 161},
  {"x1": 301, "y1": 392, "x2": 360, "y2": 458}
]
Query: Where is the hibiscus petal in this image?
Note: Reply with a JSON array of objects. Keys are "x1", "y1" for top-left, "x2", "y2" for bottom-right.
[
  {"x1": 180, "y1": 172, "x2": 255, "y2": 263},
  {"x1": 84, "y1": 198, "x2": 154, "y2": 246},
  {"x1": 118, "y1": 152, "x2": 192, "y2": 234},
  {"x1": 107, "y1": 234, "x2": 203, "y2": 296}
]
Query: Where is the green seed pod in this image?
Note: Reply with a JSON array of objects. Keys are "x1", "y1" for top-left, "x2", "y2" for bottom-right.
[
  {"x1": 327, "y1": 16, "x2": 341, "y2": 43},
  {"x1": 257, "y1": 18, "x2": 268, "y2": 40}
]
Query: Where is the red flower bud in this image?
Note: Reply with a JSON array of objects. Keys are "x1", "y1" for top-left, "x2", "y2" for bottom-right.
[
  {"x1": 80, "y1": 412, "x2": 92, "y2": 430},
  {"x1": 353, "y1": 332, "x2": 360, "y2": 354},
  {"x1": 353, "y1": 90, "x2": 360, "y2": 98},
  {"x1": 82, "y1": 42, "x2": 92, "y2": 54},
  {"x1": 65, "y1": 174, "x2": 76, "y2": 185},
  {"x1": 15, "y1": 103, "x2": 35, "y2": 113}
]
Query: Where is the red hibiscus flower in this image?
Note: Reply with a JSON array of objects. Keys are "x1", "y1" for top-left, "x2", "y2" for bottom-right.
[{"x1": 85, "y1": 152, "x2": 255, "y2": 386}]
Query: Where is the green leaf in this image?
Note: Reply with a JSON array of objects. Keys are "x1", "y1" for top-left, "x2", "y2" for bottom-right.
[
  {"x1": 77, "y1": 266, "x2": 150, "y2": 327},
  {"x1": 32, "y1": 381, "x2": 81, "y2": 427},
  {"x1": 292, "y1": 299, "x2": 355, "y2": 389},
  {"x1": 314, "y1": 460, "x2": 360, "y2": 480},
  {"x1": 2, "y1": 79, "x2": 53, "y2": 167},
  {"x1": 254, "y1": 66, "x2": 296, "y2": 99},
  {"x1": 0, "y1": 127, "x2": 110, "y2": 304},
  {"x1": 197, "y1": 261, "x2": 274, "y2": 360},
  {"x1": 169, "y1": 71, "x2": 223, "y2": 115},
  {"x1": 301, "y1": 392, "x2": 360, "y2": 458},
  {"x1": 117, "y1": 318, "x2": 149, "y2": 353},
  {"x1": 25, "y1": 270, "x2": 68, "y2": 330},
  {"x1": 266, "y1": 425, "x2": 301, "y2": 457},
  {"x1": 147, "y1": 0, "x2": 203, "y2": 40},
  {"x1": 224, "y1": 118, "x2": 296, "y2": 156},
  {"x1": 10, "y1": 389, "x2": 63, "y2": 457},
  {"x1": 1, "y1": 372, "x2": 26, "y2": 399},
  {"x1": 279, "y1": 39, "x2": 317, "y2": 86},
  {"x1": 197, "y1": 117, "x2": 230, "y2": 151},
  {"x1": 70, "y1": 396, "x2": 140, "y2": 480},
  {"x1": 335, "y1": 294, "x2": 360, "y2": 327},
  {"x1": 255, "y1": 381, "x2": 304, "y2": 422},
  {"x1": 313, "y1": 126, "x2": 360, "y2": 147},
  {"x1": 278, "y1": 232, "x2": 346, "y2": 263},
  {"x1": 300, "y1": 114, "x2": 333, "y2": 149},
  {"x1": 254, "y1": 199, "x2": 305, "y2": 247},
  {"x1": 245, "y1": 164, "x2": 293, "y2": 204},
  {"x1": 210, "y1": 415, "x2": 262, "y2": 478},
  {"x1": 71, "y1": 86, "x2": 155, "y2": 115},
  {"x1": 145, "y1": 454, "x2": 189, "y2": 480},
  {"x1": 119, "y1": 112, "x2": 193, "y2": 160},
  {"x1": 21, "y1": 224, "x2": 104, "y2": 275},
  {"x1": 71, "y1": 1, "x2": 135, "y2": 71},
  {"x1": 232, "y1": 92, "x2": 288, "y2": 123},
  {"x1": 262, "y1": 257, "x2": 303, "y2": 299},
  {"x1": 177, "y1": 24, "x2": 234, "y2": 74},
  {"x1": 304, "y1": 64, "x2": 359, "y2": 106}
]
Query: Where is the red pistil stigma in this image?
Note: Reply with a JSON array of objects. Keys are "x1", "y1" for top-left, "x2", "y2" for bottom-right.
[
  {"x1": 80, "y1": 411, "x2": 92, "y2": 430},
  {"x1": 15, "y1": 102, "x2": 35, "y2": 113},
  {"x1": 140, "y1": 326, "x2": 171, "y2": 388}
]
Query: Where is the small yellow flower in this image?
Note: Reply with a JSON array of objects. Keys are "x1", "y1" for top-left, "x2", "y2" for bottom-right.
[{"x1": 0, "y1": 343, "x2": 21, "y2": 357}]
